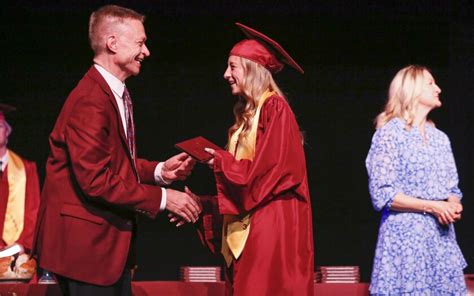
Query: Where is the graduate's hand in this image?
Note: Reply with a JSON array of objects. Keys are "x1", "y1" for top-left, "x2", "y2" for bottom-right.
[
  {"x1": 162, "y1": 153, "x2": 196, "y2": 182},
  {"x1": 168, "y1": 212, "x2": 187, "y2": 227},
  {"x1": 204, "y1": 148, "x2": 215, "y2": 169},
  {"x1": 185, "y1": 186, "x2": 203, "y2": 212}
]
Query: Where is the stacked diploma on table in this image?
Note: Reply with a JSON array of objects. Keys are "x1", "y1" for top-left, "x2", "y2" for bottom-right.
[
  {"x1": 314, "y1": 266, "x2": 360, "y2": 283},
  {"x1": 180, "y1": 266, "x2": 221, "y2": 282}
]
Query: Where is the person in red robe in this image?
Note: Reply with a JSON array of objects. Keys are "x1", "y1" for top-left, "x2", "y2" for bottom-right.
[
  {"x1": 173, "y1": 23, "x2": 314, "y2": 296},
  {"x1": 0, "y1": 104, "x2": 40, "y2": 275}
]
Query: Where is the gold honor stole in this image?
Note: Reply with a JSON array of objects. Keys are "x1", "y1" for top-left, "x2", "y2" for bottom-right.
[
  {"x1": 3, "y1": 150, "x2": 26, "y2": 245},
  {"x1": 221, "y1": 90, "x2": 274, "y2": 267}
]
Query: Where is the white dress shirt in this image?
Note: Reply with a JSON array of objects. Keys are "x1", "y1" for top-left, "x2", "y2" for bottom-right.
[
  {"x1": 0, "y1": 153, "x2": 7, "y2": 172},
  {"x1": 94, "y1": 64, "x2": 167, "y2": 210}
]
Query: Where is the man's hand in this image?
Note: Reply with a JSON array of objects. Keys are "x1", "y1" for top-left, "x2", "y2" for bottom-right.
[
  {"x1": 162, "y1": 153, "x2": 196, "y2": 182},
  {"x1": 165, "y1": 188, "x2": 201, "y2": 223},
  {"x1": 168, "y1": 186, "x2": 202, "y2": 227}
]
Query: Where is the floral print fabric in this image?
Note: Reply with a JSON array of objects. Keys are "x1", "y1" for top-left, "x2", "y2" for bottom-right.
[{"x1": 366, "y1": 118, "x2": 467, "y2": 295}]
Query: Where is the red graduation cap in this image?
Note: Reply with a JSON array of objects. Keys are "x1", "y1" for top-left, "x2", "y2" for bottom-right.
[
  {"x1": 0, "y1": 104, "x2": 15, "y2": 121},
  {"x1": 230, "y1": 22, "x2": 304, "y2": 74}
]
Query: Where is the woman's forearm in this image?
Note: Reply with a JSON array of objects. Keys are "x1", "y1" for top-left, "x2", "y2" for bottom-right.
[
  {"x1": 390, "y1": 193, "x2": 431, "y2": 213},
  {"x1": 390, "y1": 192, "x2": 461, "y2": 224}
]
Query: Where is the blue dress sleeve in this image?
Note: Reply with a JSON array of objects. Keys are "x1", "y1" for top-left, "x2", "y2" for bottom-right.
[
  {"x1": 444, "y1": 137, "x2": 463, "y2": 199},
  {"x1": 365, "y1": 124, "x2": 402, "y2": 211}
]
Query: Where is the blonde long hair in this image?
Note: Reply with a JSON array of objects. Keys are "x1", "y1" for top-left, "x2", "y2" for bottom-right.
[
  {"x1": 375, "y1": 65, "x2": 431, "y2": 128},
  {"x1": 228, "y1": 57, "x2": 284, "y2": 142}
]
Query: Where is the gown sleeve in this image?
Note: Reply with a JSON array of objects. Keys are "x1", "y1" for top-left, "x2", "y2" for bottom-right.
[
  {"x1": 196, "y1": 195, "x2": 222, "y2": 254},
  {"x1": 213, "y1": 95, "x2": 308, "y2": 215}
]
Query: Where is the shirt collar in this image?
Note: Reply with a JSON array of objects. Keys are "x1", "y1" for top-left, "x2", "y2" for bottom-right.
[
  {"x1": 94, "y1": 64, "x2": 125, "y2": 99},
  {"x1": 0, "y1": 152, "x2": 7, "y2": 171}
]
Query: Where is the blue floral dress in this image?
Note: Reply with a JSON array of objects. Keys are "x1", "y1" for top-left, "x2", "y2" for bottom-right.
[{"x1": 366, "y1": 118, "x2": 467, "y2": 295}]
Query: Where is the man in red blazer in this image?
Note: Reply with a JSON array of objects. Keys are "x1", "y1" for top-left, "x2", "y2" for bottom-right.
[{"x1": 34, "y1": 5, "x2": 201, "y2": 295}]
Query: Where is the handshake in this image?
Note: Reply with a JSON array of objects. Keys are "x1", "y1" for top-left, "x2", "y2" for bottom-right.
[{"x1": 160, "y1": 152, "x2": 208, "y2": 227}]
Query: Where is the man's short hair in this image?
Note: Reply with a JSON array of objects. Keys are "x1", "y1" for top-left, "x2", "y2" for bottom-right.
[{"x1": 88, "y1": 5, "x2": 145, "y2": 54}]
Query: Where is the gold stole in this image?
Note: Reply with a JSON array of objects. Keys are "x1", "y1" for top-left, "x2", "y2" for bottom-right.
[
  {"x1": 221, "y1": 90, "x2": 274, "y2": 267},
  {"x1": 3, "y1": 150, "x2": 26, "y2": 245}
]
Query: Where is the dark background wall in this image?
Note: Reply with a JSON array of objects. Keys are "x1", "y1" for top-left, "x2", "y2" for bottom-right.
[{"x1": 1, "y1": 1, "x2": 472, "y2": 282}]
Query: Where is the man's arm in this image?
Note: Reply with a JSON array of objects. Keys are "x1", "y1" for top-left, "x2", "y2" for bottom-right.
[
  {"x1": 65, "y1": 95, "x2": 163, "y2": 218},
  {"x1": 155, "y1": 153, "x2": 196, "y2": 184}
]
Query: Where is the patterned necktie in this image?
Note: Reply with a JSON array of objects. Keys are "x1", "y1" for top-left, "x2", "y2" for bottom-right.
[{"x1": 122, "y1": 87, "x2": 136, "y2": 160}]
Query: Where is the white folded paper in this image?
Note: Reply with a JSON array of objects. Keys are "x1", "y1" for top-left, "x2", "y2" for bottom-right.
[{"x1": 0, "y1": 244, "x2": 22, "y2": 258}]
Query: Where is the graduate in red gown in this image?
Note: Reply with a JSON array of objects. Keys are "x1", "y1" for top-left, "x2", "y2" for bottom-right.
[
  {"x1": 174, "y1": 23, "x2": 314, "y2": 296},
  {"x1": 0, "y1": 104, "x2": 40, "y2": 278},
  {"x1": 0, "y1": 104, "x2": 40, "y2": 253}
]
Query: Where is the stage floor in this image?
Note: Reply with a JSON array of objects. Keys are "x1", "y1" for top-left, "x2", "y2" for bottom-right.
[
  {"x1": 0, "y1": 276, "x2": 471, "y2": 295},
  {"x1": 0, "y1": 282, "x2": 370, "y2": 296}
]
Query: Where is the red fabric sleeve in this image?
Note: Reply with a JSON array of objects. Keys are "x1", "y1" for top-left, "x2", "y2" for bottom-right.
[
  {"x1": 64, "y1": 95, "x2": 162, "y2": 218},
  {"x1": 213, "y1": 95, "x2": 309, "y2": 215},
  {"x1": 196, "y1": 195, "x2": 222, "y2": 254},
  {"x1": 136, "y1": 158, "x2": 159, "y2": 185}
]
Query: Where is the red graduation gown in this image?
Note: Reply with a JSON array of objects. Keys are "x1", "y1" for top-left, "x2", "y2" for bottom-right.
[
  {"x1": 210, "y1": 95, "x2": 314, "y2": 296},
  {"x1": 0, "y1": 155, "x2": 40, "y2": 251}
]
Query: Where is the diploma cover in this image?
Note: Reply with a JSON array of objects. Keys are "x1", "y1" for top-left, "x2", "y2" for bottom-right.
[{"x1": 175, "y1": 136, "x2": 223, "y2": 162}]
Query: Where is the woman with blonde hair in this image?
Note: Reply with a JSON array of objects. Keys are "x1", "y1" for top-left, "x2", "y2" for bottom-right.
[
  {"x1": 177, "y1": 23, "x2": 314, "y2": 295},
  {"x1": 366, "y1": 65, "x2": 467, "y2": 294}
]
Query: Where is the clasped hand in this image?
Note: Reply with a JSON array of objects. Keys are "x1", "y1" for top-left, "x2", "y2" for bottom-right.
[
  {"x1": 166, "y1": 149, "x2": 215, "y2": 226},
  {"x1": 165, "y1": 186, "x2": 202, "y2": 224},
  {"x1": 168, "y1": 187, "x2": 202, "y2": 227},
  {"x1": 161, "y1": 153, "x2": 201, "y2": 223},
  {"x1": 432, "y1": 198, "x2": 463, "y2": 225}
]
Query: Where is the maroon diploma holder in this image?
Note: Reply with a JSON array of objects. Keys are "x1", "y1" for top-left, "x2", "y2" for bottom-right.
[{"x1": 175, "y1": 136, "x2": 223, "y2": 162}]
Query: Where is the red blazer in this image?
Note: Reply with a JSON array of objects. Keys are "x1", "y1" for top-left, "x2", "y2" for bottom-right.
[
  {"x1": 0, "y1": 156, "x2": 40, "y2": 251},
  {"x1": 34, "y1": 66, "x2": 163, "y2": 286}
]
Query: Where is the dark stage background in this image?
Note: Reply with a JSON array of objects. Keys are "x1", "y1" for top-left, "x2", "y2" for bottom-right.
[{"x1": 1, "y1": 1, "x2": 473, "y2": 282}]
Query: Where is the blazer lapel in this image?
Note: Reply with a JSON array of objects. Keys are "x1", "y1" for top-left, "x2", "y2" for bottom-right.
[{"x1": 85, "y1": 66, "x2": 139, "y2": 179}]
